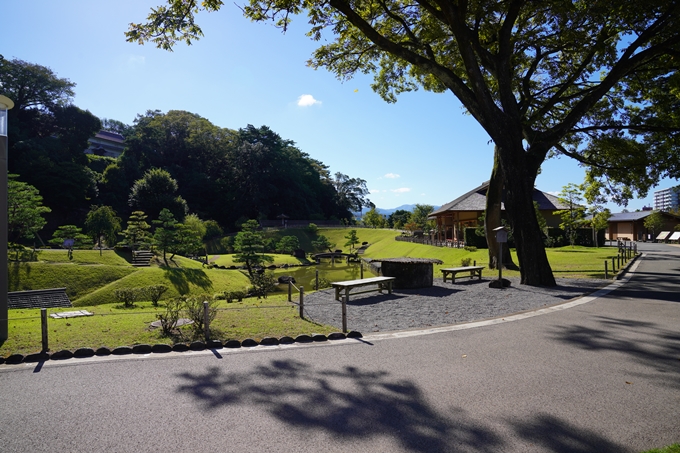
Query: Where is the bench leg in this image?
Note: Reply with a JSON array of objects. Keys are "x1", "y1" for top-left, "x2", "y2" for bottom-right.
[
  {"x1": 345, "y1": 288, "x2": 350, "y2": 304},
  {"x1": 334, "y1": 287, "x2": 340, "y2": 301}
]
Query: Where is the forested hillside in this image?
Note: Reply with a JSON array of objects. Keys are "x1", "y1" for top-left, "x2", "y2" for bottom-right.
[{"x1": 1, "y1": 56, "x2": 372, "y2": 240}]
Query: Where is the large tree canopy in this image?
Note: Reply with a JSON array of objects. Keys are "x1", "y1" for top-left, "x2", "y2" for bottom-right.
[
  {"x1": 1, "y1": 56, "x2": 101, "y2": 227},
  {"x1": 128, "y1": 0, "x2": 680, "y2": 285}
]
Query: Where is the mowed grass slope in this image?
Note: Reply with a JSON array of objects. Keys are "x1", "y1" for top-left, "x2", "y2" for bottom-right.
[
  {"x1": 319, "y1": 228, "x2": 621, "y2": 279},
  {"x1": 2, "y1": 229, "x2": 627, "y2": 355}
]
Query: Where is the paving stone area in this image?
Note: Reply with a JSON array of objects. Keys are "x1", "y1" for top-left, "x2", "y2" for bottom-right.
[{"x1": 302, "y1": 277, "x2": 610, "y2": 333}]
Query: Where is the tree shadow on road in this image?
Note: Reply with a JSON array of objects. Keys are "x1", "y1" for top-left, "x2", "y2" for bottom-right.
[
  {"x1": 506, "y1": 413, "x2": 626, "y2": 453},
  {"x1": 175, "y1": 359, "x2": 503, "y2": 452},
  {"x1": 548, "y1": 315, "x2": 680, "y2": 390},
  {"x1": 175, "y1": 359, "x2": 632, "y2": 452}
]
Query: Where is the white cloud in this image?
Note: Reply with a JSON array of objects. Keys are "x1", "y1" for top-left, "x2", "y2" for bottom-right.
[
  {"x1": 391, "y1": 188, "x2": 411, "y2": 193},
  {"x1": 127, "y1": 55, "x2": 145, "y2": 66},
  {"x1": 297, "y1": 94, "x2": 321, "y2": 107},
  {"x1": 370, "y1": 189, "x2": 380, "y2": 194},
  {"x1": 384, "y1": 173, "x2": 400, "y2": 179},
  {"x1": 547, "y1": 191, "x2": 560, "y2": 196}
]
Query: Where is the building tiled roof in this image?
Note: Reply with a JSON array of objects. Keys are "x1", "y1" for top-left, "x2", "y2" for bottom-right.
[
  {"x1": 608, "y1": 211, "x2": 655, "y2": 222},
  {"x1": 430, "y1": 181, "x2": 570, "y2": 217},
  {"x1": 8, "y1": 288, "x2": 72, "y2": 309}
]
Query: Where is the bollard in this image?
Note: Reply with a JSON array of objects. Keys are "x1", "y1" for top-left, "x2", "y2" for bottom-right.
[
  {"x1": 203, "y1": 301, "x2": 210, "y2": 341},
  {"x1": 315, "y1": 270, "x2": 319, "y2": 290},
  {"x1": 41, "y1": 308, "x2": 48, "y2": 352},
  {"x1": 299, "y1": 286, "x2": 304, "y2": 319},
  {"x1": 604, "y1": 261, "x2": 608, "y2": 280},
  {"x1": 288, "y1": 281, "x2": 292, "y2": 302},
  {"x1": 612, "y1": 257, "x2": 616, "y2": 272},
  {"x1": 342, "y1": 295, "x2": 347, "y2": 333},
  {"x1": 360, "y1": 262, "x2": 364, "y2": 279},
  {"x1": 474, "y1": 260, "x2": 476, "y2": 266}
]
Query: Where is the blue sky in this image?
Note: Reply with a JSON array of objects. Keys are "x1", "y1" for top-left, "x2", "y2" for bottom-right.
[{"x1": 3, "y1": 1, "x2": 676, "y2": 212}]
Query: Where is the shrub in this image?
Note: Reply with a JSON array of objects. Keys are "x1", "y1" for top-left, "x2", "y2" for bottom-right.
[
  {"x1": 464, "y1": 246, "x2": 477, "y2": 252},
  {"x1": 224, "y1": 290, "x2": 246, "y2": 303},
  {"x1": 249, "y1": 272, "x2": 278, "y2": 299},
  {"x1": 183, "y1": 294, "x2": 218, "y2": 338},
  {"x1": 114, "y1": 288, "x2": 139, "y2": 308},
  {"x1": 143, "y1": 284, "x2": 168, "y2": 307},
  {"x1": 313, "y1": 276, "x2": 331, "y2": 290},
  {"x1": 307, "y1": 223, "x2": 318, "y2": 235},
  {"x1": 461, "y1": 258, "x2": 472, "y2": 267},
  {"x1": 157, "y1": 298, "x2": 183, "y2": 336}
]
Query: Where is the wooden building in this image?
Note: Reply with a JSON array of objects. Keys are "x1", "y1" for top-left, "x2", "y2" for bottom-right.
[
  {"x1": 428, "y1": 181, "x2": 569, "y2": 243},
  {"x1": 606, "y1": 211, "x2": 680, "y2": 241}
]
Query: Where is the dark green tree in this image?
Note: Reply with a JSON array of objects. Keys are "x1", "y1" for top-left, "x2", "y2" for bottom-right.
[
  {"x1": 233, "y1": 220, "x2": 273, "y2": 277},
  {"x1": 1, "y1": 57, "x2": 101, "y2": 225},
  {"x1": 128, "y1": 1, "x2": 680, "y2": 286},
  {"x1": 153, "y1": 208, "x2": 179, "y2": 265},
  {"x1": 49, "y1": 225, "x2": 92, "y2": 256},
  {"x1": 119, "y1": 211, "x2": 152, "y2": 250},
  {"x1": 388, "y1": 209, "x2": 411, "y2": 229},
  {"x1": 643, "y1": 211, "x2": 665, "y2": 239},
  {"x1": 553, "y1": 184, "x2": 586, "y2": 247},
  {"x1": 344, "y1": 229, "x2": 360, "y2": 253},
  {"x1": 363, "y1": 207, "x2": 386, "y2": 228},
  {"x1": 7, "y1": 175, "x2": 51, "y2": 244},
  {"x1": 276, "y1": 236, "x2": 300, "y2": 255},
  {"x1": 311, "y1": 234, "x2": 335, "y2": 253},
  {"x1": 171, "y1": 223, "x2": 204, "y2": 259},
  {"x1": 409, "y1": 204, "x2": 435, "y2": 231},
  {"x1": 85, "y1": 205, "x2": 121, "y2": 255},
  {"x1": 129, "y1": 167, "x2": 189, "y2": 222},
  {"x1": 332, "y1": 172, "x2": 372, "y2": 217}
]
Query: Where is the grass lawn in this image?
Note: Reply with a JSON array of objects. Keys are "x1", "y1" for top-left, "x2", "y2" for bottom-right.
[
  {"x1": 2, "y1": 230, "x2": 631, "y2": 356},
  {"x1": 3, "y1": 293, "x2": 334, "y2": 355},
  {"x1": 641, "y1": 445, "x2": 680, "y2": 453}
]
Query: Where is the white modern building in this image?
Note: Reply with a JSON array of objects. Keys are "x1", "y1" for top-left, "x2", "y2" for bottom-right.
[{"x1": 653, "y1": 186, "x2": 680, "y2": 211}]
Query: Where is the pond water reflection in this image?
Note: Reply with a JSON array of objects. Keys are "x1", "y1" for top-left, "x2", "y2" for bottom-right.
[{"x1": 274, "y1": 259, "x2": 376, "y2": 289}]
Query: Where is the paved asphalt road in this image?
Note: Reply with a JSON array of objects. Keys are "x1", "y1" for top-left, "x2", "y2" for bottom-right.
[{"x1": 1, "y1": 244, "x2": 679, "y2": 453}]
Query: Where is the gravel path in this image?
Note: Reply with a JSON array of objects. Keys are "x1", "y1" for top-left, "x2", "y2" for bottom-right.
[{"x1": 302, "y1": 277, "x2": 610, "y2": 333}]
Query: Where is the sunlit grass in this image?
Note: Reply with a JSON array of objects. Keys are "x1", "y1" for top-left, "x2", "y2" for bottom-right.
[{"x1": 2, "y1": 293, "x2": 334, "y2": 355}]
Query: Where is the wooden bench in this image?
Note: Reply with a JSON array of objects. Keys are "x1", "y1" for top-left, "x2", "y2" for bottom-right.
[
  {"x1": 331, "y1": 276, "x2": 396, "y2": 303},
  {"x1": 441, "y1": 266, "x2": 485, "y2": 283}
]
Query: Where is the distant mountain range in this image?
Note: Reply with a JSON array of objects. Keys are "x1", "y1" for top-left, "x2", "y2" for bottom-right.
[{"x1": 355, "y1": 204, "x2": 441, "y2": 217}]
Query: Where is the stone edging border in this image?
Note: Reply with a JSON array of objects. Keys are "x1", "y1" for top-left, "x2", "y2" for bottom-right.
[{"x1": 0, "y1": 331, "x2": 363, "y2": 366}]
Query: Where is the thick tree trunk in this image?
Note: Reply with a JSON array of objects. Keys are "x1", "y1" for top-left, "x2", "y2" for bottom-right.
[
  {"x1": 497, "y1": 145, "x2": 556, "y2": 287},
  {"x1": 485, "y1": 147, "x2": 516, "y2": 270}
]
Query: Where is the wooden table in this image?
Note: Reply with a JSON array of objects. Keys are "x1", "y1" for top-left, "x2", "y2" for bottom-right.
[
  {"x1": 331, "y1": 276, "x2": 396, "y2": 303},
  {"x1": 441, "y1": 266, "x2": 485, "y2": 283}
]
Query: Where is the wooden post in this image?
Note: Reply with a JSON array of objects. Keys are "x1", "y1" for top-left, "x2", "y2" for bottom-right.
[
  {"x1": 315, "y1": 270, "x2": 319, "y2": 290},
  {"x1": 41, "y1": 308, "x2": 48, "y2": 352},
  {"x1": 203, "y1": 301, "x2": 210, "y2": 341},
  {"x1": 612, "y1": 257, "x2": 616, "y2": 272},
  {"x1": 360, "y1": 262, "x2": 364, "y2": 279},
  {"x1": 299, "y1": 286, "x2": 304, "y2": 319},
  {"x1": 288, "y1": 281, "x2": 292, "y2": 302},
  {"x1": 604, "y1": 261, "x2": 608, "y2": 280},
  {"x1": 342, "y1": 295, "x2": 347, "y2": 333}
]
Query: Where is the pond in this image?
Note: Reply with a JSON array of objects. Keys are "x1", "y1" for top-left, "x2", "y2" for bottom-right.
[{"x1": 274, "y1": 259, "x2": 376, "y2": 290}]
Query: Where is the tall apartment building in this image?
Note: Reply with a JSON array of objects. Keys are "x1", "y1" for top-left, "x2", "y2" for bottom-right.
[{"x1": 653, "y1": 186, "x2": 680, "y2": 211}]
